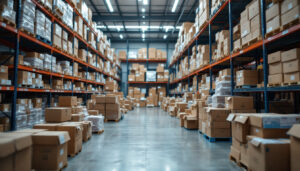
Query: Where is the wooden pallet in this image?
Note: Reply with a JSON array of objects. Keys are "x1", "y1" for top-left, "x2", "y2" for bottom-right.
[
  {"x1": 265, "y1": 27, "x2": 282, "y2": 38},
  {"x1": 93, "y1": 130, "x2": 104, "y2": 135},
  {"x1": 229, "y1": 155, "x2": 249, "y2": 171},
  {"x1": 68, "y1": 148, "x2": 82, "y2": 157},
  {"x1": 53, "y1": 44, "x2": 62, "y2": 50},
  {"x1": 242, "y1": 36, "x2": 262, "y2": 49},
  {"x1": 203, "y1": 134, "x2": 232, "y2": 143},
  {"x1": 105, "y1": 118, "x2": 121, "y2": 122},
  {"x1": 282, "y1": 81, "x2": 300, "y2": 86},
  {"x1": 36, "y1": 35, "x2": 52, "y2": 45},
  {"x1": 282, "y1": 18, "x2": 300, "y2": 30},
  {"x1": 20, "y1": 28, "x2": 35, "y2": 37},
  {"x1": 0, "y1": 17, "x2": 16, "y2": 28},
  {"x1": 267, "y1": 83, "x2": 281, "y2": 87}
]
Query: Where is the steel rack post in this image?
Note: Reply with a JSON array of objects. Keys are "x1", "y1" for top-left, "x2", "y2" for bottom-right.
[
  {"x1": 166, "y1": 42, "x2": 169, "y2": 96},
  {"x1": 187, "y1": 46, "x2": 190, "y2": 92},
  {"x1": 10, "y1": 0, "x2": 21, "y2": 131},
  {"x1": 228, "y1": 0, "x2": 234, "y2": 96},
  {"x1": 196, "y1": 38, "x2": 199, "y2": 91},
  {"x1": 126, "y1": 40, "x2": 129, "y2": 97},
  {"x1": 260, "y1": 0, "x2": 269, "y2": 113},
  {"x1": 146, "y1": 42, "x2": 149, "y2": 96},
  {"x1": 209, "y1": 0, "x2": 213, "y2": 94}
]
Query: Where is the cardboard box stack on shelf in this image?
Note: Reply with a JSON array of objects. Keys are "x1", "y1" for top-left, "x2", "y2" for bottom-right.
[
  {"x1": 147, "y1": 88, "x2": 159, "y2": 107},
  {"x1": 282, "y1": 48, "x2": 300, "y2": 84},
  {"x1": 105, "y1": 95, "x2": 121, "y2": 121},
  {"x1": 227, "y1": 113, "x2": 300, "y2": 170},
  {"x1": 240, "y1": 0, "x2": 262, "y2": 47},
  {"x1": 214, "y1": 30, "x2": 230, "y2": 60},
  {"x1": 236, "y1": 70, "x2": 258, "y2": 87},
  {"x1": 0, "y1": 0, "x2": 16, "y2": 26},
  {"x1": 20, "y1": 0, "x2": 36, "y2": 35},
  {"x1": 156, "y1": 64, "x2": 169, "y2": 82},
  {"x1": 195, "y1": 0, "x2": 209, "y2": 33}
]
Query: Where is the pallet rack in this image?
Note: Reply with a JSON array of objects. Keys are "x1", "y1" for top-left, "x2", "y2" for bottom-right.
[
  {"x1": 122, "y1": 41, "x2": 169, "y2": 97},
  {"x1": 0, "y1": 0, "x2": 121, "y2": 130},
  {"x1": 168, "y1": 0, "x2": 300, "y2": 112}
]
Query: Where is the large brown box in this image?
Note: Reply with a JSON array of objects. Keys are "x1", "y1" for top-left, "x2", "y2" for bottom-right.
[
  {"x1": 206, "y1": 127, "x2": 231, "y2": 138},
  {"x1": 71, "y1": 114, "x2": 84, "y2": 122},
  {"x1": 148, "y1": 48, "x2": 157, "y2": 59},
  {"x1": 105, "y1": 96, "x2": 119, "y2": 104},
  {"x1": 281, "y1": 5, "x2": 300, "y2": 27},
  {"x1": 95, "y1": 96, "x2": 106, "y2": 104},
  {"x1": 45, "y1": 107, "x2": 72, "y2": 123},
  {"x1": 283, "y1": 59, "x2": 300, "y2": 73},
  {"x1": 0, "y1": 133, "x2": 32, "y2": 171},
  {"x1": 269, "y1": 73, "x2": 283, "y2": 84},
  {"x1": 105, "y1": 104, "x2": 121, "y2": 120},
  {"x1": 56, "y1": 124, "x2": 83, "y2": 156},
  {"x1": 268, "y1": 51, "x2": 281, "y2": 64},
  {"x1": 225, "y1": 96, "x2": 254, "y2": 110},
  {"x1": 287, "y1": 125, "x2": 300, "y2": 171},
  {"x1": 281, "y1": 0, "x2": 299, "y2": 15},
  {"x1": 33, "y1": 123, "x2": 61, "y2": 131},
  {"x1": 80, "y1": 121, "x2": 92, "y2": 142},
  {"x1": 284, "y1": 72, "x2": 300, "y2": 83},
  {"x1": 184, "y1": 117, "x2": 198, "y2": 130},
  {"x1": 269, "y1": 62, "x2": 282, "y2": 75},
  {"x1": 58, "y1": 96, "x2": 77, "y2": 107},
  {"x1": 266, "y1": 3, "x2": 280, "y2": 21},
  {"x1": 32, "y1": 131, "x2": 70, "y2": 170},
  {"x1": 236, "y1": 70, "x2": 258, "y2": 86},
  {"x1": 281, "y1": 48, "x2": 300, "y2": 62},
  {"x1": 248, "y1": 136, "x2": 290, "y2": 171},
  {"x1": 227, "y1": 113, "x2": 253, "y2": 143},
  {"x1": 94, "y1": 104, "x2": 105, "y2": 114}
]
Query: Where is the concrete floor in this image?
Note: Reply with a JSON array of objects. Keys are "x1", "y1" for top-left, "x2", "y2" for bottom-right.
[{"x1": 65, "y1": 107, "x2": 242, "y2": 171}]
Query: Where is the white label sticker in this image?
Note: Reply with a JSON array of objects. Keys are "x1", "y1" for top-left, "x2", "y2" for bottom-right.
[
  {"x1": 59, "y1": 135, "x2": 65, "y2": 144},
  {"x1": 288, "y1": 3, "x2": 293, "y2": 10},
  {"x1": 291, "y1": 75, "x2": 295, "y2": 80},
  {"x1": 60, "y1": 148, "x2": 64, "y2": 156},
  {"x1": 282, "y1": 30, "x2": 289, "y2": 35},
  {"x1": 240, "y1": 50, "x2": 243, "y2": 54},
  {"x1": 1, "y1": 23, "x2": 6, "y2": 27},
  {"x1": 59, "y1": 162, "x2": 63, "y2": 169}
]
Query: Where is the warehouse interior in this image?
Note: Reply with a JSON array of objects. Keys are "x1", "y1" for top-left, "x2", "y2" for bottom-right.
[{"x1": 0, "y1": 0, "x2": 300, "y2": 171}]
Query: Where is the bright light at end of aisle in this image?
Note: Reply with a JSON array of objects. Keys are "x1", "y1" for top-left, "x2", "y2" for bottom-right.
[
  {"x1": 142, "y1": 33, "x2": 145, "y2": 39},
  {"x1": 120, "y1": 34, "x2": 123, "y2": 39},
  {"x1": 172, "y1": 0, "x2": 179, "y2": 13},
  {"x1": 106, "y1": 0, "x2": 114, "y2": 12},
  {"x1": 143, "y1": 0, "x2": 148, "y2": 5},
  {"x1": 163, "y1": 35, "x2": 167, "y2": 39},
  {"x1": 142, "y1": 8, "x2": 146, "y2": 12}
]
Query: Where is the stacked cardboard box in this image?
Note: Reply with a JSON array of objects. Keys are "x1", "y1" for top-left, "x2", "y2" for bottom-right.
[
  {"x1": 53, "y1": 24, "x2": 62, "y2": 49},
  {"x1": 227, "y1": 113, "x2": 300, "y2": 169},
  {"x1": 240, "y1": 0, "x2": 261, "y2": 47},
  {"x1": 119, "y1": 50, "x2": 127, "y2": 60},
  {"x1": 236, "y1": 70, "x2": 258, "y2": 86},
  {"x1": 281, "y1": 0, "x2": 300, "y2": 28},
  {"x1": 0, "y1": 0, "x2": 16, "y2": 25},
  {"x1": 147, "y1": 88, "x2": 159, "y2": 107},
  {"x1": 105, "y1": 95, "x2": 121, "y2": 121},
  {"x1": 128, "y1": 64, "x2": 147, "y2": 82},
  {"x1": 183, "y1": 102, "x2": 199, "y2": 129},
  {"x1": 214, "y1": 30, "x2": 230, "y2": 60},
  {"x1": 0, "y1": 65, "x2": 11, "y2": 86},
  {"x1": 282, "y1": 48, "x2": 300, "y2": 83},
  {"x1": 287, "y1": 124, "x2": 300, "y2": 171}
]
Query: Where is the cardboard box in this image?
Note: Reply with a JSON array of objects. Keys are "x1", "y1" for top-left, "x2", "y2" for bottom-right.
[
  {"x1": 266, "y1": 3, "x2": 280, "y2": 21},
  {"x1": 287, "y1": 124, "x2": 300, "y2": 171},
  {"x1": 230, "y1": 146, "x2": 241, "y2": 162},
  {"x1": 32, "y1": 131, "x2": 70, "y2": 170},
  {"x1": 281, "y1": 0, "x2": 299, "y2": 15},
  {"x1": 227, "y1": 113, "x2": 253, "y2": 143},
  {"x1": 281, "y1": 48, "x2": 300, "y2": 62},
  {"x1": 128, "y1": 75, "x2": 135, "y2": 81},
  {"x1": 269, "y1": 73, "x2": 283, "y2": 84},
  {"x1": 33, "y1": 123, "x2": 61, "y2": 131},
  {"x1": 248, "y1": 0, "x2": 260, "y2": 20},
  {"x1": 45, "y1": 107, "x2": 72, "y2": 123},
  {"x1": 94, "y1": 104, "x2": 105, "y2": 114},
  {"x1": 56, "y1": 124, "x2": 82, "y2": 156},
  {"x1": 95, "y1": 96, "x2": 105, "y2": 104},
  {"x1": 0, "y1": 133, "x2": 32, "y2": 171},
  {"x1": 249, "y1": 114, "x2": 300, "y2": 138},
  {"x1": 105, "y1": 104, "x2": 121, "y2": 120},
  {"x1": 284, "y1": 72, "x2": 300, "y2": 83},
  {"x1": 148, "y1": 48, "x2": 156, "y2": 59},
  {"x1": 266, "y1": 15, "x2": 280, "y2": 34},
  {"x1": 71, "y1": 114, "x2": 84, "y2": 122},
  {"x1": 206, "y1": 127, "x2": 231, "y2": 138},
  {"x1": 269, "y1": 62, "x2": 282, "y2": 74},
  {"x1": 225, "y1": 96, "x2": 254, "y2": 110},
  {"x1": 283, "y1": 59, "x2": 300, "y2": 73},
  {"x1": 268, "y1": 51, "x2": 281, "y2": 64},
  {"x1": 88, "y1": 110, "x2": 99, "y2": 115},
  {"x1": 58, "y1": 96, "x2": 77, "y2": 107},
  {"x1": 105, "y1": 96, "x2": 118, "y2": 104},
  {"x1": 248, "y1": 136, "x2": 290, "y2": 171},
  {"x1": 80, "y1": 121, "x2": 92, "y2": 142},
  {"x1": 184, "y1": 116, "x2": 198, "y2": 130}
]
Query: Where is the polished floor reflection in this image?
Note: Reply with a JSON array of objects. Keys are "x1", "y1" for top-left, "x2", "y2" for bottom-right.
[{"x1": 65, "y1": 107, "x2": 242, "y2": 171}]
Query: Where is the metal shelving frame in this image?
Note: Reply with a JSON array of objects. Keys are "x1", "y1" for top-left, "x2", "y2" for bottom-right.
[
  {"x1": 168, "y1": 0, "x2": 300, "y2": 112},
  {"x1": 123, "y1": 41, "x2": 169, "y2": 97},
  {"x1": 0, "y1": 0, "x2": 121, "y2": 130}
]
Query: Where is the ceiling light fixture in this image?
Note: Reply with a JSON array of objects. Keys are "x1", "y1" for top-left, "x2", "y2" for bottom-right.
[
  {"x1": 106, "y1": 0, "x2": 114, "y2": 12},
  {"x1": 171, "y1": 0, "x2": 179, "y2": 13},
  {"x1": 120, "y1": 34, "x2": 123, "y2": 39},
  {"x1": 142, "y1": 8, "x2": 145, "y2": 12},
  {"x1": 163, "y1": 35, "x2": 167, "y2": 39},
  {"x1": 143, "y1": 0, "x2": 148, "y2": 5},
  {"x1": 96, "y1": 25, "x2": 181, "y2": 30}
]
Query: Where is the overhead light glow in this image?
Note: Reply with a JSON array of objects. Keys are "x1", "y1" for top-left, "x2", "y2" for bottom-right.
[
  {"x1": 142, "y1": 33, "x2": 145, "y2": 39},
  {"x1": 143, "y1": 38, "x2": 145, "y2": 41},
  {"x1": 106, "y1": 0, "x2": 114, "y2": 12},
  {"x1": 163, "y1": 35, "x2": 167, "y2": 39},
  {"x1": 143, "y1": 22, "x2": 146, "y2": 24},
  {"x1": 120, "y1": 34, "x2": 123, "y2": 39},
  {"x1": 143, "y1": 0, "x2": 148, "y2": 5},
  {"x1": 142, "y1": 15, "x2": 145, "y2": 18},
  {"x1": 96, "y1": 25, "x2": 181, "y2": 30},
  {"x1": 172, "y1": 0, "x2": 179, "y2": 13},
  {"x1": 142, "y1": 8, "x2": 145, "y2": 12}
]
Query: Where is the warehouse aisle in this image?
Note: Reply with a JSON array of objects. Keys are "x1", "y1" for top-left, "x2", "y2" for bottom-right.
[{"x1": 65, "y1": 108, "x2": 241, "y2": 171}]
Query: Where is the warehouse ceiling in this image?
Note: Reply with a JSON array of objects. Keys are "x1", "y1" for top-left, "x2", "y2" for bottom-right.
[{"x1": 87, "y1": 0, "x2": 198, "y2": 43}]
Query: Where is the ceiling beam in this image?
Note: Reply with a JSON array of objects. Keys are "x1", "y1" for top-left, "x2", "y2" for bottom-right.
[
  {"x1": 110, "y1": 38, "x2": 177, "y2": 43},
  {"x1": 92, "y1": 15, "x2": 195, "y2": 22},
  {"x1": 102, "y1": 30, "x2": 179, "y2": 34}
]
